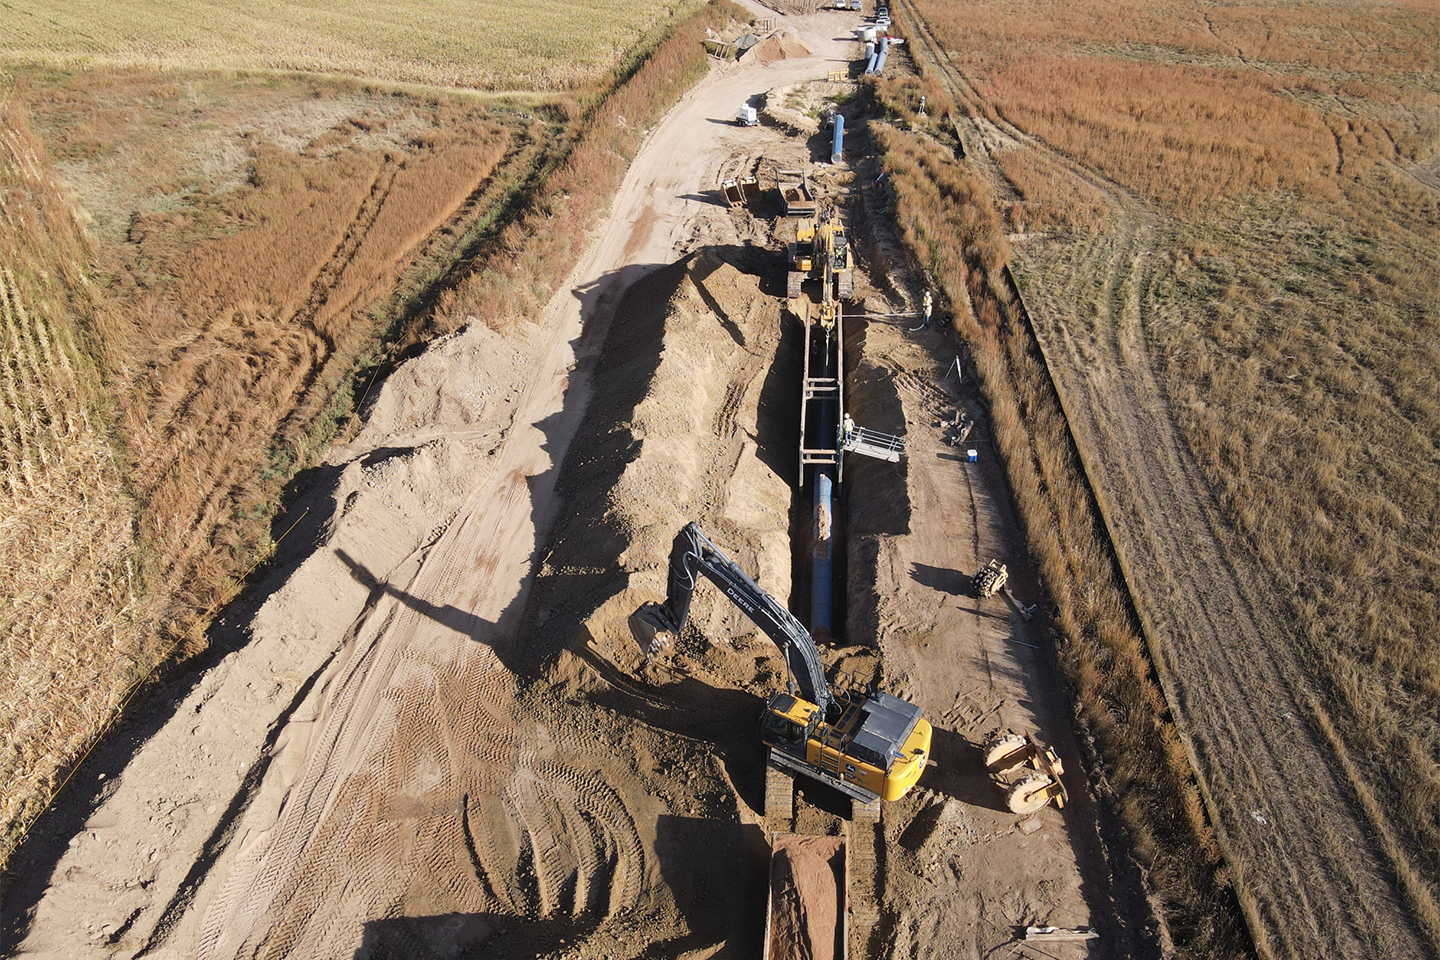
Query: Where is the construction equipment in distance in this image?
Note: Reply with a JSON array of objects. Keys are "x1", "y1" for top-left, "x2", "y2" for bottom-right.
[
  {"x1": 788, "y1": 212, "x2": 853, "y2": 302},
  {"x1": 631, "y1": 523, "x2": 932, "y2": 805},
  {"x1": 983, "y1": 729, "x2": 1069, "y2": 814}
]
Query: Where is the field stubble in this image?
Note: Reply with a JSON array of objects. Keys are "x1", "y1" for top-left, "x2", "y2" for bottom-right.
[{"x1": 0, "y1": 0, "x2": 707, "y2": 92}]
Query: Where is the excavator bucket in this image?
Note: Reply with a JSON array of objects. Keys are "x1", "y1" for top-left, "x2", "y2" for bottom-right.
[{"x1": 629, "y1": 602, "x2": 674, "y2": 660}]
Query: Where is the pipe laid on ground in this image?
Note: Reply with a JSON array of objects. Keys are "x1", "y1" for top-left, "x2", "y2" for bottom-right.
[
  {"x1": 831, "y1": 113, "x2": 845, "y2": 164},
  {"x1": 811, "y1": 468, "x2": 835, "y2": 635}
]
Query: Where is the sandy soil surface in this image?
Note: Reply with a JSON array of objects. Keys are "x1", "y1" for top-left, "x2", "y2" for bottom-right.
[
  {"x1": 7, "y1": 6, "x2": 1149, "y2": 959},
  {"x1": 898, "y1": 3, "x2": 1434, "y2": 957}
]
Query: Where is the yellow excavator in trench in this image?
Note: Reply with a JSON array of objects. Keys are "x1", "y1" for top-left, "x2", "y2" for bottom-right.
[
  {"x1": 630, "y1": 523, "x2": 932, "y2": 805},
  {"x1": 787, "y1": 211, "x2": 853, "y2": 307}
]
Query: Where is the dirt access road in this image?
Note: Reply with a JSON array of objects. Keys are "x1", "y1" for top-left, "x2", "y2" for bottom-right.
[{"x1": 8, "y1": 6, "x2": 1140, "y2": 959}]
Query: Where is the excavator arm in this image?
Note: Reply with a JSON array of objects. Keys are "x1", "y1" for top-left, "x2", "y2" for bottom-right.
[{"x1": 630, "y1": 523, "x2": 832, "y2": 716}]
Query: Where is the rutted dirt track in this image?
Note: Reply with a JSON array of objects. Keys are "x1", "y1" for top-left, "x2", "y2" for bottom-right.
[
  {"x1": 898, "y1": 1, "x2": 1434, "y2": 956},
  {"x1": 8, "y1": 6, "x2": 1148, "y2": 959}
]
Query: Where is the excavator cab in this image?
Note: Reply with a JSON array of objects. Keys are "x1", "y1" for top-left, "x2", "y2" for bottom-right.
[{"x1": 761, "y1": 693, "x2": 821, "y2": 746}]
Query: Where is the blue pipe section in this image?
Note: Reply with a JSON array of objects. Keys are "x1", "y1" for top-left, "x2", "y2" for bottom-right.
[
  {"x1": 864, "y1": 52, "x2": 878, "y2": 74},
  {"x1": 811, "y1": 468, "x2": 835, "y2": 635},
  {"x1": 874, "y1": 48, "x2": 888, "y2": 75},
  {"x1": 831, "y1": 114, "x2": 845, "y2": 164},
  {"x1": 864, "y1": 40, "x2": 875, "y2": 60}
]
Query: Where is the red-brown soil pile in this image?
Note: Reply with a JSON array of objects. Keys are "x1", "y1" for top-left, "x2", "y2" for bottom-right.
[{"x1": 768, "y1": 835, "x2": 843, "y2": 960}]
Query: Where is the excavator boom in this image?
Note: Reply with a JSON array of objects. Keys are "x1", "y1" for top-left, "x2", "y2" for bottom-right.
[
  {"x1": 631, "y1": 523, "x2": 931, "y2": 805},
  {"x1": 631, "y1": 523, "x2": 832, "y2": 716}
]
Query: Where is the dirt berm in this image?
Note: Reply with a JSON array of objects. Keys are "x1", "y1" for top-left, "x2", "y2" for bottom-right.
[{"x1": 509, "y1": 246, "x2": 806, "y2": 956}]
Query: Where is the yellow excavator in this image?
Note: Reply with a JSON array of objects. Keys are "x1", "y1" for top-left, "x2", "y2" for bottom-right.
[
  {"x1": 630, "y1": 523, "x2": 932, "y2": 805},
  {"x1": 787, "y1": 212, "x2": 853, "y2": 306}
]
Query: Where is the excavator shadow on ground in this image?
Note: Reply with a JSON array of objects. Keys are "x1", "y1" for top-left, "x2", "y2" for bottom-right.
[{"x1": 566, "y1": 637, "x2": 773, "y2": 816}]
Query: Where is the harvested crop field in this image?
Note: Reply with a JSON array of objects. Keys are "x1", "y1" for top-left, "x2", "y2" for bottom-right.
[
  {"x1": 0, "y1": 0, "x2": 706, "y2": 91},
  {"x1": 4, "y1": 6, "x2": 1157, "y2": 958}
]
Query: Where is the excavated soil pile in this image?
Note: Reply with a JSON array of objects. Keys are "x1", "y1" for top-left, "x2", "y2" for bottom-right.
[
  {"x1": 530, "y1": 247, "x2": 796, "y2": 676},
  {"x1": 768, "y1": 835, "x2": 843, "y2": 960},
  {"x1": 508, "y1": 248, "x2": 805, "y2": 954},
  {"x1": 747, "y1": 32, "x2": 812, "y2": 65}
]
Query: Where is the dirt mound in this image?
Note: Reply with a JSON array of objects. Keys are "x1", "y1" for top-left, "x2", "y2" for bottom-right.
[
  {"x1": 768, "y1": 836, "x2": 843, "y2": 960},
  {"x1": 747, "y1": 31, "x2": 812, "y2": 65},
  {"x1": 532, "y1": 248, "x2": 794, "y2": 676}
]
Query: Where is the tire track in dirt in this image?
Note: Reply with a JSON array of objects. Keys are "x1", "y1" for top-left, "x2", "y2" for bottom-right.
[
  {"x1": 1025, "y1": 237, "x2": 1426, "y2": 958},
  {"x1": 192, "y1": 341, "x2": 650, "y2": 957},
  {"x1": 899, "y1": 2, "x2": 1434, "y2": 955}
]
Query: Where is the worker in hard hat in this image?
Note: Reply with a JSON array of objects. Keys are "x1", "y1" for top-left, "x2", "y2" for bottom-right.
[{"x1": 841, "y1": 413, "x2": 855, "y2": 447}]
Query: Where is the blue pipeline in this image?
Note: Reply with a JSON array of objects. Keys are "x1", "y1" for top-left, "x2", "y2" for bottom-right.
[
  {"x1": 874, "y1": 49, "x2": 888, "y2": 74},
  {"x1": 811, "y1": 468, "x2": 835, "y2": 634},
  {"x1": 864, "y1": 52, "x2": 878, "y2": 74},
  {"x1": 831, "y1": 114, "x2": 845, "y2": 164}
]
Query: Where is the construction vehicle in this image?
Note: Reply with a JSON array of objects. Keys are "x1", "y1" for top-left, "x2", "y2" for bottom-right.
[
  {"x1": 788, "y1": 212, "x2": 853, "y2": 301},
  {"x1": 973, "y1": 559, "x2": 1007, "y2": 598},
  {"x1": 631, "y1": 524, "x2": 932, "y2": 805},
  {"x1": 974, "y1": 559, "x2": 1037, "y2": 620},
  {"x1": 983, "y1": 729, "x2": 1068, "y2": 814}
]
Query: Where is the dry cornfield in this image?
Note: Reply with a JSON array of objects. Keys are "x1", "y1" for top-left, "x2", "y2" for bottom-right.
[{"x1": 0, "y1": 93, "x2": 165, "y2": 859}]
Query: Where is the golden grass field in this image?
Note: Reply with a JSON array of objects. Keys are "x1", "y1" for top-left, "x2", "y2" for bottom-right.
[
  {"x1": 0, "y1": 0, "x2": 740, "y2": 867},
  {"x1": 885, "y1": 0, "x2": 1440, "y2": 955},
  {"x1": 0, "y1": 88, "x2": 164, "y2": 863},
  {"x1": 1, "y1": 0, "x2": 705, "y2": 91}
]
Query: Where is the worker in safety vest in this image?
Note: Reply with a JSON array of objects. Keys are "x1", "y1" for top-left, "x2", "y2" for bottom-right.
[{"x1": 841, "y1": 413, "x2": 855, "y2": 447}]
